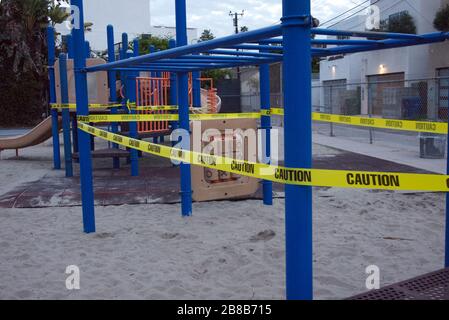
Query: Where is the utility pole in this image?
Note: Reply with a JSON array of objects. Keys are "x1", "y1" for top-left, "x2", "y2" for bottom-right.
[
  {"x1": 229, "y1": 10, "x2": 244, "y2": 82},
  {"x1": 229, "y1": 10, "x2": 244, "y2": 34}
]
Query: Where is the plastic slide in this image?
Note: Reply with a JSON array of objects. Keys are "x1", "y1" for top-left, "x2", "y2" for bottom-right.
[{"x1": 0, "y1": 116, "x2": 61, "y2": 152}]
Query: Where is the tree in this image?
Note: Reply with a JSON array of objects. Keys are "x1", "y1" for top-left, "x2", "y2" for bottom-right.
[
  {"x1": 387, "y1": 12, "x2": 416, "y2": 34},
  {"x1": 84, "y1": 21, "x2": 93, "y2": 33},
  {"x1": 48, "y1": 1, "x2": 70, "y2": 27},
  {"x1": 199, "y1": 29, "x2": 214, "y2": 42},
  {"x1": 137, "y1": 34, "x2": 170, "y2": 55},
  {"x1": 0, "y1": 0, "x2": 70, "y2": 125},
  {"x1": 434, "y1": 5, "x2": 449, "y2": 32},
  {"x1": 369, "y1": 12, "x2": 416, "y2": 34}
]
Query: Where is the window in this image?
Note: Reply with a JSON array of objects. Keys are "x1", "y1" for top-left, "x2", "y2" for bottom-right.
[
  {"x1": 437, "y1": 68, "x2": 449, "y2": 120},
  {"x1": 388, "y1": 11, "x2": 409, "y2": 21}
]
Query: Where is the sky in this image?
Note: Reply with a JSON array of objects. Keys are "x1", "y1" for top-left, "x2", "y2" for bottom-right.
[
  {"x1": 150, "y1": 0, "x2": 369, "y2": 37},
  {"x1": 58, "y1": 0, "x2": 371, "y2": 50}
]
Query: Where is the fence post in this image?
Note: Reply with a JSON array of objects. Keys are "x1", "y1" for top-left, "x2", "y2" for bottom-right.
[
  {"x1": 71, "y1": 0, "x2": 96, "y2": 233},
  {"x1": 47, "y1": 26, "x2": 61, "y2": 169},
  {"x1": 445, "y1": 77, "x2": 449, "y2": 268},
  {"x1": 176, "y1": 0, "x2": 193, "y2": 217},
  {"x1": 58, "y1": 53, "x2": 73, "y2": 177},
  {"x1": 193, "y1": 70, "x2": 201, "y2": 108},
  {"x1": 282, "y1": 0, "x2": 313, "y2": 300},
  {"x1": 330, "y1": 85, "x2": 334, "y2": 137}
]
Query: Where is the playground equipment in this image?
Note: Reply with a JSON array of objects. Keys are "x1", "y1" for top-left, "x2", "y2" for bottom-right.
[
  {"x1": 54, "y1": 58, "x2": 109, "y2": 106},
  {"x1": 46, "y1": 0, "x2": 449, "y2": 300},
  {"x1": 0, "y1": 116, "x2": 61, "y2": 156},
  {"x1": 191, "y1": 118, "x2": 259, "y2": 202}
]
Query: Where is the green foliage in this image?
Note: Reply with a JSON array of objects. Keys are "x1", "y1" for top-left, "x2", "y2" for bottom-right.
[
  {"x1": 199, "y1": 29, "x2": 214, "y2": 42},
  {"x1": 434, "y1": 5, "x2": 449, "y2": 32},
  {"x1": 312, "y1": 57, "x2": 320, "y2": 74},
  {"x1": 137, "y1": 34, "x2": 170, "y2": 55},
  {"x1": 370, "y1": 12, "x2": 416, "y2": 34},
  {"x1": 0, "y1": 0, "x2": 67, "y2": 126},
  {"x1": 202, "y1": 69, "x2": 232, "y2": 86},
  {"x1": 387, "y1": 12, "x2": 416, "y2": 34},
  {"x1": 48, "y1": 1, "x2": 70, "y2": 27}
]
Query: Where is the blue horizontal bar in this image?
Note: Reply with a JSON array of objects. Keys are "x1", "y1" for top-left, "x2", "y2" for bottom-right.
[
  {"x1": 312, "y1": 28, "x2": 423, "y2": 40},
  {"x1": 319, "y1": 32, "x2": 448, "y2": 57},
  {"x1": 226, "y1": 44, "x2": 281, "y2": 51},
  {"x1": 86, "y1": 25, "x2": 282, "y2": 72}
]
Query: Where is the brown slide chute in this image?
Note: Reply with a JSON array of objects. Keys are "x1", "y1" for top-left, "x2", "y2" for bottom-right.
[{"x1": 0, "y1": 116, "x2": 61, "y2": 152}]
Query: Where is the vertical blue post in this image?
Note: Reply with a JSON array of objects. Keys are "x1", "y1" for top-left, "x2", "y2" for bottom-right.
[
  {"x1": 107, "y1": 25, "x2": 120, "y2": 169},
  {"x1": 47, "y1": 26, "x2": 61, "y2": 170},
  {"x1": 67, "y1": 34, "x2": 79, "y2": 160},
  {"x1": 149, "y1": 45, "x2": 159, "y2": 144},
  {"x1": 260, "y1": 47, "x2": 273, "y2": 206},
  {"x1": 169, "y1": 39, "x2": 178, "y2": 147},
  {"x1": 282, "y1": 0, "x2": 313, "y2": 299},
  {"x1": 85, "y1": 41, "x2": 91, "y2": 58},
  {"x1": 176, "y1": 0, "x2": 192, "y2": 217},
  {"x1": 129, "y1": 39, "x2": 139, "y2": 177},
  {"x1": 446, "y1": 86, "x2": 449, "y2": 267},
  {"x1": 120, "y1": 33, "x2": 130, "y2": 165},
  {"x1": 85, "y1": 40, "x2": 95, "y2": 152},
  {"x1": 71, "y1": 0, "x2": 96, "y2": 233},
  {"x1": 192, "y1": 70, "x2": 201, "y2": 108},
  {"x1": 59, "y1": 53, "x2": 73, "y2": 177}
]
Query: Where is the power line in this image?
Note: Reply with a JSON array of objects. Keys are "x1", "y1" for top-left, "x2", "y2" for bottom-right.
[
  {"x1": 332, "y1": 0, "x2": 405, "y2": 31},
  {"x1": 320, "y1": 0, "x2": 371, "y2": 27},
  {"x1": 325, "y1": 0, "x2": 382, "y2": 28}
]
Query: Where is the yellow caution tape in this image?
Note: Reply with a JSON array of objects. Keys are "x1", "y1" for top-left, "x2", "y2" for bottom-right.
[
  {"x1": 77, "y1": 121, "x2": 449, "y2": 192},
  {"x1": 311, "y1": 112, "x2": 447, "y2": 134},
  {"x1": 51, "y1": 102, "x2": 129, "y2": 109},
  {"x1": 130, "y1": 105, "x2": 180, "y2": 111},
  {"x1": 269, "y1": 108, "x2": 447, "y2": 135},
  {"x1": 78, "y1": 112, "x2": 261, "y2": 123},
  {"x1": 69, "y1": 102, "x2": 446, "y2": 134}
]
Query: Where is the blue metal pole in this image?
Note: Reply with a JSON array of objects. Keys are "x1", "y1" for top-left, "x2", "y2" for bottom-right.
[
  {"x1": 192, "y1": 70, "x2": 201, "y2": 108},
  {"x1": 85, "y1": 41, "x2": 91, "y2": 58},
  {"x1": 444, "y1": 38, "x2": 449, "y2": 266},
  {"x1": 86, "y1": 25, "x2": 283, "y2": 72},
  {"x1": 47, "y1": 26, "x2": 61, "y2": 170},
  {"x1": 67, "y1": 34, "x2": 79, "y2": 160},
  {"x1": 71, "y1": 0, "x2": 96, "y2": 233},
  {"x1": 282, "y1": 0, "x2": 313, "y2": 300},
  {"x1": 129, "y1": 39, "x2": 139, "y2": 177},
  {"x1": 149, "y1": 45, "x2": 159, "y2": 144},
  {"x1": 84, "y1": 40, "x2": 95, "y2": 152},
  {"x1": 169, "y1": 39, "x2": 178, "y2": 147},
  {"x1": 259, "y1": 48, "x2": 272, "y2": 206},
  {"x1": 59, "y1": 53, "x2": 73, "y2": 177},
  {"x1": 120, "y1": 33, "x2": 131, "y2": 165},
  {"x1": 176, "y1": 0, "x2": 192, "y2": 217},
  {"x1": 107, "y1": 25, "x2": 120, "y2": 169}
]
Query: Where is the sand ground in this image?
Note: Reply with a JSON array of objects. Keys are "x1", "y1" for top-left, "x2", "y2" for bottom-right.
[{"x1": 0, "y1": 139, "x2": 445, "y2": 300}]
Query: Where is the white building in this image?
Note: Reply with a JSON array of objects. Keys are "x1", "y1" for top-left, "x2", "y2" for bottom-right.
[
  {"x1": 56, "y1": 0, "x2": 197, "y2": 50},
  {"x1": 319, "y1": 0, "x2": 449, "y2": 120}
]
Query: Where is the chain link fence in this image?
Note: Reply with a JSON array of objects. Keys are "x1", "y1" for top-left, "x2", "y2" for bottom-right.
[
  {"x1": 312, "y1": 78, "x2": 448, "y2": 152},
  {"x1": 234, "y1": 77, "x2": 449, "y2": 159}
]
